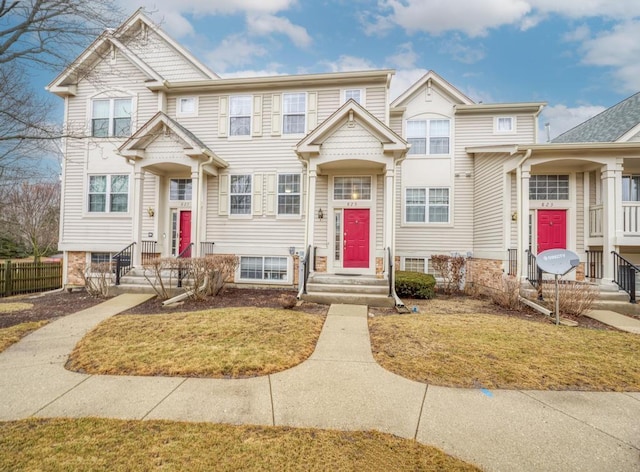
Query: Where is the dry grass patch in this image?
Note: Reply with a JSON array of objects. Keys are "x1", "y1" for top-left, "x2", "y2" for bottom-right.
[
  {"x1": 0, "y1": 418, "x2": 479, "y2": 471},
  {"x1": 370, "y1": 312, "x2": 640, "y2": 391},
  {"x1": 68, "y1": 308, "x2": 324, "y2": 377},
  {"x1": 0, "y1": 320, "x2": 48, "y2": 352},
  {"x1": 0, "y1": 302, "x2": 33, "y2": 313}
]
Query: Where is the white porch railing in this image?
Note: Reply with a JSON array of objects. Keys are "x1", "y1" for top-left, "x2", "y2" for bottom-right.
[
  {"x1": 623, "y1": 203, "x2": 640, "y2": 234},
  {"x1": 589, "y1": 204, "x2": 603, "y2": 237}
]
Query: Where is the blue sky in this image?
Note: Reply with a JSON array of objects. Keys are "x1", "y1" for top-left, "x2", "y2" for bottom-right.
[{"x1": 40, "y1": 0, "x2": 640, "y2": 141}]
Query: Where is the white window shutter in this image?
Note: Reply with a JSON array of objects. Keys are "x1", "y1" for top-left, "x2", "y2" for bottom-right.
[
  {"x1": 253, "y1": 173, "x2": 263, "y2": 216},
  {"x1": 307, "y1": 92, "x2": 317, "y2": 130},
  {"x1": 271, "y1": 94, "x2": 281, "y2": 136},
  {"x1": 252, "y1": 95, "x2": 263, "y2": 137},
  {"x1": 218, "y1": 96, "x2": 228, "y2": 137},
  {"x1": 218, "y1": 174, "x2": 229, "y2": 215},
  {"x1": 266, "y1": 174, "x2": 276, "y2": 216}
]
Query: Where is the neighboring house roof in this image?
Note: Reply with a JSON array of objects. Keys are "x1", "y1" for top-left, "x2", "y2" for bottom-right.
[
  {"x1": 390, "y1": 70, "x2": 474, "y2": 109},
  {"x1": 118, "y1": 111, "x2": 228, "y2": 168},
  {"x1": 552, "y1": 92, "x2": 640, "y2": 143}
]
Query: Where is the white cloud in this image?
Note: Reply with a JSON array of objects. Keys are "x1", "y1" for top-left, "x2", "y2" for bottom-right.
[
  {"x1": 440, "y1": 36, "x2": 486, "y2": 64},
  {"x1": 247, "y1": 13, "x2": 312, "y2": 47},
  {"x1": 539, "y1": 103, "x2": 605, "y2": 141},
  {"x1": 563, "y1": 24, "x2": 591, "y2": 42},
  {"x1": 322, "y1": 55, "x2": 376, "y2": 73},
  {"x1": 206, "y1": 35, "x2": 268, "y2": 73},
  {"x1": 386, "y1": 42, "x2": 418, "y2": 69},
  {"x1": 389, "y1": 68, "x2": 428, "y2": 101}
]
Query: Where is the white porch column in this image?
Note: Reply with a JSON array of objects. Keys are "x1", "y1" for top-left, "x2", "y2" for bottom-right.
[
  {"x1": 190, "y1": 169, "x2": 200, "y2": 257},
  {"x1": 306, "y1": 168, "x2": 317, "y2": 270},
  {"x1": 384, "y1": 165, "x2": 394, "y2": 254},
  {"x1": 601, "y1": 160, "x2": 623, "y2": 281},
  {"x1": 518, "y1": 166, "x2": 531, "y2": 280},
  {"x1": 132, "y1": 169, "x2": 145, "y2": 266}
]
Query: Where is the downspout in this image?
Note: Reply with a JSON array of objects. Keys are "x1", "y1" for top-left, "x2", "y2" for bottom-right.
[
  {"x1": 515, "y1": 148, "x2": 532, "y2": 281},
  {"x1": 298, "y1": 159, "x2": 311, "y2": 299},
  {"x1": 197, "y1": 150, "x2": 215, "y2": 257}
]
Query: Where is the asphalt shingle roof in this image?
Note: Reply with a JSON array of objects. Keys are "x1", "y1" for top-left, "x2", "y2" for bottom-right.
[{"x1": 552, "y1": 92, "x2": 640, "y2": 143}]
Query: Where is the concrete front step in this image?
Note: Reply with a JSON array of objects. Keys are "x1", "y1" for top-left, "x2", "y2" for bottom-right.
[
  {"x1": 302, "y1": 292, "x2": 395, "y2": 307},
  {"x1": 307, "y1": 274, "x2": 387, "y2": 287},
  {"x1": 520, "y1": 287, "x2": 631, "y2": 303},
  {"x1": 306, "y1": 282, "x2": 388, "y2": 296}
]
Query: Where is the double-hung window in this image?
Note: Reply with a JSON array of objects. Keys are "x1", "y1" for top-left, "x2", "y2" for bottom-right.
[
  {"x1": 278, "y1": 174, "x2": 301, "y2": 215},
  {"x1": 92, "y1": 98, "x2": 132, "y2": 137},
  {"x1": 406, "y1": 119, "x2": 450, "y2": 155},
  {"x1": 405, "y1": 187, "x2": 449, "y2": 223},
  {"x1": 88, "y1": 175, "x2": 129, "y2": 213},
  {"x1": 229, "y1": 96, "x2": 252, "y2": 136},
  {"x1": 623, "y1": 175, "x2": 640, "y2": 201},
  {"x1": 283, "y1": 93, "x2": 306, "y2": 134},
  {"x1": 230, "y1": 175, "x2": 252, "y2": 215}
]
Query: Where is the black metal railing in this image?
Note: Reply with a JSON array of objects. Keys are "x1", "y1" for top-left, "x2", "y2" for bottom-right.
[
  {"x1": 387, "y1": 247, "x2": 395, "y2": 297},
  {"x1": 507, "y1": 248, "x2": 517, "y2": 276},
  {"x1": 141, "y1": 240, "x2": 158, "y2": 265},
  {"x1": 200, "y1": 241, "x2": 215, "y2": 256},
  {"x1": 585, "y1": 249, "x2": 603, "y2": 280},
  {"x1": 302, "y1": 244, "x2": 311, "y2": 295},
  {"x1": 176, "y1": 243, "x2": 194, "y2": 288},
  {"x1": 525, "y1": 249, "x2": 543, "y2": 300},
  {"x1": 113, "y1": 242, "x2": 135, "y2": 285},
  {"x1": 612, "y1": 251, "x2": 637, "y2": 304}
]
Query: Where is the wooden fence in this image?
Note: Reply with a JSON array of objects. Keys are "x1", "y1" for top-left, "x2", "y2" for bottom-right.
[{"x1": 0, "y1": 260, "x2": 63, "y2": 297}]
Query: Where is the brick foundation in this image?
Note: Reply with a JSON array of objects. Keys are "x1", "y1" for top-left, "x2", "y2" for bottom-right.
[
  {"x1": 66, "y1": 251, "x2": 86, "y2": 287},
  {"x1": 375, "y1": 257, "x2": 384, "y2": 278},
  {"x1": 467, "y1": 258, "x2": 504, "y2": 292},
  {"x1": 314, "y1": 256, "x2": 327, "y2": 273}
]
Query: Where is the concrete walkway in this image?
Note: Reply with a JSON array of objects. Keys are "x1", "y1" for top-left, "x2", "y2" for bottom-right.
[
  {"x1": 585, "y1": 309, "x2": 640, "y2": 334},
  {"x1": 0, "y1": 297, "x2": 638, "y2": 471}
]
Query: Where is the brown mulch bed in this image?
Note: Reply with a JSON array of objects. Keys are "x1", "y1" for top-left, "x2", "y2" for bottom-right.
[{"x1": 0, "y1": 291, "x2": 104, "y2": 329}]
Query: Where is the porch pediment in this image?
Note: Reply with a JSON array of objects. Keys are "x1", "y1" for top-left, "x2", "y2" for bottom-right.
[
  {"x1": 296, "y1": 99, "x2": 408, "y2": 162},
  {"x1": 118, "y1": 112, "x2": 228, "y2": 171}
]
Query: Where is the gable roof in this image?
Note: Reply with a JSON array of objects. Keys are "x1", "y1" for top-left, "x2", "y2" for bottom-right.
[
  {"x1": 296, "y1": 99, "x2": 408, "y2": 160},
  {"x1": 118, "y1": 111, "x2": 228, "y2": 168},
  {"x1": 391, "y1": 70, "x2": 474, "y2": 108},
  {"x1": 552, "y1": 92, "x2": 640, "y2": 143},
  {"x1": 47, "y1": 9, "x2": 218, "y2": 96}
]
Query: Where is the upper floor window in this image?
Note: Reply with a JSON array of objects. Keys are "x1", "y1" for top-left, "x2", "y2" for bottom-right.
[
  {"x1": 529, "y1": 175, "x2": 569, "y2": 200},
  {"x1": 92, "y1": 98, "x2": 131, "y2": 138},
  {"x1": 623, "y1": 175, "x2": 640, "y2": 201},
  {"x1": 177, "y1": 97, "x2": 198, "y2": 116},
  {"x1": 88, "y1": 175, "x2": 129, "y2": 213},
  {"x1": 230, "y1": 175, "x2": 252, "y2": 215},
  {"x1": 495, "y1": 116, "x2": 515, "y2": 133},
  {"x1": 170, "y1": 179, "x2": 192, "y2": 201},
  {"x1": 278, "y1": 174, "x2": 301, "y2": 215},
  {"x1": 405, "y1": 187, "x2": 449, "y2": 223},
  {"x1": 230, "y1": 96, "x2": 252, "y2": 136},
  {"x1": 283, "y1": 93, "x2": 306, "y2": 134},
  {"x1": 334, "y1": 176, "x2": 371, "y2": 200},
  {"x1": 344, "y1": 89, "x2": 362, "y2": 104},
  {"x1": 406, "y1": 119, "x2": 450, "y2": 155}
]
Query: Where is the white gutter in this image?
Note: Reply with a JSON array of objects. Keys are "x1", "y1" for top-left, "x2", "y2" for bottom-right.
[{"x1": 516, "y1": 148, "x2": 532, "y2": 281}]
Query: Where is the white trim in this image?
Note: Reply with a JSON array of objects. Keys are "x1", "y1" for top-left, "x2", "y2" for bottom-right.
[
  {"x1": 176, "y1": 96, "x2": 199, "y2": 117},
  {"x1": 342, "y1": 88, "x2": 365, "y2": 105},
  {"x1": 236, "y1": 255, "x2": 293, "y2": 285},
  {"x1": 494, "y1": 116, "x2": 516, "y2": 134}
]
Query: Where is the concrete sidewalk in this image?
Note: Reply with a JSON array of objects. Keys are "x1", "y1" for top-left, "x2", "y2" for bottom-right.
[
  {"x1": 585, "y1": 309, "x2": 640, "y2": 334},
  {"x1": 0, "y1": 298, "x2": 638, "y2": 471}
]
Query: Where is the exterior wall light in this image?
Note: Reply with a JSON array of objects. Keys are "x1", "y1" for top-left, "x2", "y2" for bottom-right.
[{"x1": 318, "y1": 208, "x2": 324, "y2": 220}]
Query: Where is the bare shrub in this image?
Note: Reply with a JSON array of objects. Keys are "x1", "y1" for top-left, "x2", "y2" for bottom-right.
[
  {"x1": 79, "y1": 262, "x2": 112, "y2": 298},
  {"x1": 205, "y1": 255, "x2": 238, "y2": 296},
  {"x1": 541, "y1": 281, "x2": 599, "y2": 316},
  {"x1": 142, "y1": 257, "x2": 178, "y2": 300},
  {"x1": 430, "y1": 254, "x2": 466, "y2": 294},
  {"x1": 278, "y1": 293, "x2": 297, "y2": 309},
  {"x1": 491, "y1": 275, "x2": 522, "y2": 310}
]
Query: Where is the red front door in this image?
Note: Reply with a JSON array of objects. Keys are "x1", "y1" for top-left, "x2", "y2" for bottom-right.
[
  {"x1": 343, "y1": 209, "x2": 370, "y2": 268},
  {"x1": 179, "y1": 210, "x2": 192, "y2": 255},
  {"x1": 537, "y1": 210, "x2": 566, "y2": 253}
]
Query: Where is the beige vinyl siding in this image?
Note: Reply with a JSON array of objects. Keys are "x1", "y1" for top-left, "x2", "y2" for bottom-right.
[
  {"x1": 141, "y1": 174, "x2": 158, "y2": 236},
  {"x1": 376, "y1": 174, "x2": 384, "y2": 249},
  {"x1": 317, "y1": 89, "x2": 341, "y2": 123},
  {"x1": 123, "y1": 29, "x2": 211, "y2": 81},
  {"x1": 365, "y1": 86, "x2": 386, "y2": 121},
  {"x1": 576, "y1": 172, "x2": 585, "y2": 253},
  {"x1": 510, "y1": 173, "x2": 517, "y2": 246},
  {"x1": 390, "y1": 113, "x2": 402, "y2": 136},
  {"x1": 314, "y1": 175, "x2": 329, "y2": 248},
  {"x1": 473, "y1": 153, "x2": 506, "y2": 251}
]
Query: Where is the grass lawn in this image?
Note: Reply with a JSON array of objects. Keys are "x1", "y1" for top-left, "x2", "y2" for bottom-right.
[
  {"x1": 68, "y1": 307, "x2": 324, "y2": 377},
  {"x1": 0, "y1": 320, "x2": 48, "y2": 352},
  {"x1": 0, "y1": 418, "x2": 479, "y2": 471},
  {"x1": 370, "y1": 302, "x2": 640, "y2": 391}
]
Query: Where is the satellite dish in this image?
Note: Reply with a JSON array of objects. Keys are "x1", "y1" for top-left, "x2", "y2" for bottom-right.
[{"x1": 536, "y1": 249, "x2": 580, "y2": 276}]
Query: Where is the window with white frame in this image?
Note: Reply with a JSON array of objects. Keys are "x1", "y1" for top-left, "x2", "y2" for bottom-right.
[
  {"x1": 404, "y1": 257, "x2": 426, "y2": 273},
  {"x1": 91, "y1": 98, "x2": 132, "y2": 137},
  {"x1": 88, "y1": 175, "x2": 129, "y2": 213},
  {"x1": 405, "y1": 187, "x2": 450, "y2": 223},
  {"x1": 283, "y1": 93, "x2": 306, "y2": 134},
  {"x1": 90, "y1": 252, "x2": 111, "y2": 264},
  {"x1": 344, "y1": 89, "x2": 362, "y2": 104},
  {"x1": 623, "y1": 175, "x2": 640, "y2": 201},
  {"x1": 529, "y1": 175, "x2": 569, "y2": 200},
  {"x1": 495, "y1": 116, "x2": 515, "y2": 132},
  {"x1": 334, "y1": 176, "x2": 371, "y2": 200},
  {"x1": 406, "y1": 119, "x2": 450, "y2": 155},
  {"x1": 278, "y1": 174, "x2": 301, "y2": 215},
  {"x1": 170, "y1": 179, "x2": 192, "y2": 201},
  {"x1": 229, "y1": 96, "x2": 252, "y2": 136},
  {"x1": 177, "y1": 97, "x2": 197, "y2": 116},
  {"x1": 240, "y1": 256, "x2": 288, "y2": 281},
  {"x1": 230, "y1": 175, "x2": 252, "y2": 215}
]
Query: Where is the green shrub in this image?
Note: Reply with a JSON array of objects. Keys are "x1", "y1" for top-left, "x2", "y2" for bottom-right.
[{"x1": 395, "y1": 271, "x2": 436, "y2": 299}]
